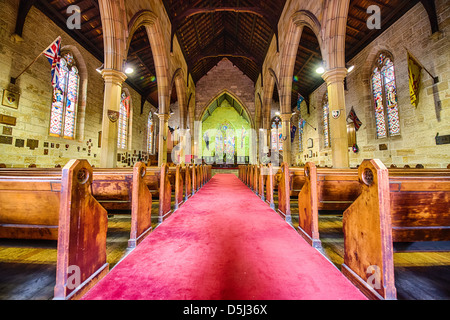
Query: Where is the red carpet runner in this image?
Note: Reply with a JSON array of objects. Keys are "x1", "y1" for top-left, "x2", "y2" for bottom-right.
[{"x1": 83, "y1": 174, "x2": 366, "y2": 300}]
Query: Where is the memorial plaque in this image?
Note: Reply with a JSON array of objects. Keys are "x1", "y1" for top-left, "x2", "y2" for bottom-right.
[
  {"x1": 0, "y1": 114, "x2": 16, "y2": 126},
  {"x1": 2, "y1": 127, "x2": 12, "y2": 135},
  {"x1": 0, "y1": 136, "x2": 13, "y2": 145},
  {"x1": 436, "y1": 134, "x2": 450, "y2": 145},
  {"x1": 15, "y1": 139, "x2": 25, "y2": 148},
  {"x1": 27, "y1": 139, "x2": 39, "y2": 150}
]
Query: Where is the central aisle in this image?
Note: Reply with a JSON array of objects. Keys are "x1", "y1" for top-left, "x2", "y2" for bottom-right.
[{"x1": 83, "y1": 174, "x2": 366, "y2": 300}]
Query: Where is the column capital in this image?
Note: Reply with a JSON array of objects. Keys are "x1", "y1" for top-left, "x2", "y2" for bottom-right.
[
  {"x1": 322, "y1": 67, "x2": 348, "y2": 85},
  {"x1": 280, "y1": 113, "x2": 293, "y2": 122},
  {"x1": 101, "y1": 69, "x2": 127, "y2": 85},
  {"x1": 156, "y1": 113, "x2": 171, "y2": 122}
]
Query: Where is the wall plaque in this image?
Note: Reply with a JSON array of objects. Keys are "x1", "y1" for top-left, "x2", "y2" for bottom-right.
[
  {"x1": 27, "y1": 139, "x2": 39, "y2": 150},
  {"x1": 0, "y1": 136, "x2": 13, "y2": 145},
  {"x1": 2, "y1": 90, "x2": 19, "y2": 109},
  {"x1": 15, "y1": 139, "x2": 25, "y2": 148},
  {"x1": 436, "y1": 134, "x2": 450, "y2": 145},
  {"x1": 2, "y1": 127, "x2": 12, "y2": 135},
  {"x1": 0, "y1": 114, "x2": 16, "y2": 126}
]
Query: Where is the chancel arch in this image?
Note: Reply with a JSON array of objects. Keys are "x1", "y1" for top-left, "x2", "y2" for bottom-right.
[{"x1": 199, "y1": 91, "x2": 254, "y2": 165}]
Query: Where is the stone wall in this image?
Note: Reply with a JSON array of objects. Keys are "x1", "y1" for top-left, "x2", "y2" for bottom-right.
[
  {"x1": 195, "y1": 59, "x2": 255, "y2": 125},
  {"x1": 0, "y1": 1, "x2": 154, "y2": 168},
  {"x1": 293, "y1": 0, "x2": 450, "y2": 168}
]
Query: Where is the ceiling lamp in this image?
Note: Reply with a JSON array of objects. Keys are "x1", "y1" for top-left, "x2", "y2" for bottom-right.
[
  {"x1": 347, "y1": 65, "x2": 355, "y2": 73},
  {"x1": 125, "y1": 66, "x2": 134, "y2": 75},
  {"x1": 316, "y1": 65, "x2": 325, "y2": 74}
]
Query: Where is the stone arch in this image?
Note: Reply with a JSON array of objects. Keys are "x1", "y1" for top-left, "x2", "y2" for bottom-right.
[
  {"x1": 99, "y1": 0, "x2": 128, "y2": 71},
  {"x1": 169, "y1": 68, "x2": 188, "y2": 129},
  {"x1": 127, "y1": 10, "x2": 171, "y2": 114},
  {"x1": 262, "y1": 68, "x2": 280, "y2": 130},
  {"x1": 277, "y1": 10, "x2": 324, "y2": 115}
]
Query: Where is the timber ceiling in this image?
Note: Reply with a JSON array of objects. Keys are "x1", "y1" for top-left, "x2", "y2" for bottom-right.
[{"x1": 32, "y1": 0, "x2": 421, "y2": 111}]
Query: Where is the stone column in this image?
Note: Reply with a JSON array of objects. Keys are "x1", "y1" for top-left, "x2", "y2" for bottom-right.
[
  {"x1": 157, "y1": 113, "x2": 171, "y2": 166},
  {"x1": 280, "y1": 113, "x2": 292, "y2": 165},
  {"x1": 322, "y1": 68, "x2": 349, "y2": 169},
  {"x1": 100, "y1": 69, "x2": 127, "y2": 168}
]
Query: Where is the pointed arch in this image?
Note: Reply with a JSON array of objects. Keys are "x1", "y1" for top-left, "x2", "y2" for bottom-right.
[
  {"x1": 277, "y1": 10, "x2": 324, "y2": 115},
  {"x1": 127, "y1": 10, "x2": 171, "y2": 114}
]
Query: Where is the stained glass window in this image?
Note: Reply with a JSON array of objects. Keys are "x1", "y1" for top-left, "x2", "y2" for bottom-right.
[
  {"x1": 118, "y1": 92, "x2": 130, "y2": 150},
  {"x1": 323, "y1": 93, "x2": 331, "y2": 148},
  {"x1": 147, "y1": 112, "x2": 153, "y2": 154},
  {"x1": 50, "y1": 53, "x2": 79, "y2": 139},
  {"x1": 372, "y1": 53, "x2": 400, "y2": 138},
  {"x1": 299, "y1": 118, "x2": 305, "y2": 153},
  {"x1": 271, "y1": 116, "x2": 283, "y2": 152}
]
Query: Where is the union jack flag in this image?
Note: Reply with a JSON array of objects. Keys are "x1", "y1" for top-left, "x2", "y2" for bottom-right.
[
  {"x1": 43, "y1": 36, "x2": 62, "y2": 88},
  {"x1": 347, "y1": 107, "x2": 362, "y2": 131}
]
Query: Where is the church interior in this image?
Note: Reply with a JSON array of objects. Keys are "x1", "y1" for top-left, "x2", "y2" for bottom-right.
[{"x1": 0, "y1": 0, "x2": 449, "y2": 301}]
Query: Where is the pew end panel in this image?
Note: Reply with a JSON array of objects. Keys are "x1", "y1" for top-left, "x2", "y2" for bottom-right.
[
  {"x1": 159, "y1": 163, "x2": 173, "y2": 224},
  {"x1": 129, "y1": 162, "x2": 153, "y2": 248},
  {"x1": 54, "y1": 160, "x2": 109, "y2": 301},
  {"x1": 277, "y1": 163, "x2": 292, "y2": 224},
  {"x1": 342, "y1": 159, "x2": 396, "y2": 300},
  {"x1": 174, "y1": 165, "x2": 185, "y2": 210},
  {"x1": 185, "y1": 165, "x2": 192, "y2": 201},
  {"x1": 297, "y1": 163, "x2": 321, "y2": 249},
  {"x1": 258, "y1": 165, "x2": 266, "y2": 201},
  {"x1": 265, "y1": 164, "x2": 275, "y2": 210}
]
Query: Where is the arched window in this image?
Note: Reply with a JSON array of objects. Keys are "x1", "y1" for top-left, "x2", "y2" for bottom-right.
[
  {"x1": 147, "y1": 112, "x2": 154, "y2": 154},
  {"x1": 372, "y1": 52, "x2": 400, "y2": 138},
  {"x1": 323, "y1": 93, "x2": 331, "y2": 149},
  {"x1": 118, "y1": 92, "x2": 130, "y2": 150},
  {"x1": 49, "y1": 53, "x2": 79, "y2": 139},
  {"x1": 271, "y1": 116, "x2": 283, "y2": 152}
]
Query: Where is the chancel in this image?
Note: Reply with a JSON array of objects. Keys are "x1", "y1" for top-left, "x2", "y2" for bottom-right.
[{"x1": 0, "y1": 0, "x2": 449, "y2": 302}]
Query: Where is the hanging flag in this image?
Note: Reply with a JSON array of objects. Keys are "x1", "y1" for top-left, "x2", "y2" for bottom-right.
[
  {"x1": 291, "y1": 125, "x2": 297, "y2": 143},
  {"x1": 297, "y1": 93, "x2": 304, "y2": 111},
  {"x1": 408, "y1": 51, "x2": 422, "y2": 108},
  {"x1": 347, "y1": 107, "x2": 362, "y2": 131},
  {"x1": 43, "y1": 36, "x2": 62, "y2": 88}
]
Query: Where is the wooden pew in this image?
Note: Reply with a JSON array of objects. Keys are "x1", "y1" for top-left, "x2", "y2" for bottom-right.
[
  {"x1": 289, "y1": 167, "x2": 306, "y2": 197},
  {"x1": 258, "y1": 164, "x2": 267, "y2": 201},
  {"x1": 253, "y1": 165, "x2": 259, "y2": 196},
  {"x1": 265, "y1": 164, "x2": 276, "y2": 210},
  {"x1": 276, "y1": 163, "x2": 292, "y2": 223},
  {"x1": 296, "y1": 163, "x2": 360, "y2": 248},
  {"x1": 0, "y1": 163, "x2": 170, "y2": 247},
  {"x1": 0, "y1": 159, "x2": 108, "y2": 300},
  {"x1": 184, "y1": 164, "x2": 192, "y2": 201},
  {"x1": 341, "y1": 159, "x2": 450, "y2": 300},
  {"x1": 158, "y1": 163, "x2": 172, "y2": 224}
]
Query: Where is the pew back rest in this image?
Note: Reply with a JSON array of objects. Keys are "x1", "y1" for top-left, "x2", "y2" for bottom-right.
[
  {"x1": 0, "y1": 175, "x2": 61, "y2": 226},
  {"x1": 316, "y1": 169, "x2": 360, "y2": 211},
  {"x1": 388, "y1": 174, "x2": 450, "y2": 242}
]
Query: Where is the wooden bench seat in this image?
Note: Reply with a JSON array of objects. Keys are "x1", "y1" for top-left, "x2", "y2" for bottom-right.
[
  {"x1": 0, "y1": 160, "x2": 109, "y2": 300},
  {"x1": 341, "y1": 159, "x2": 450, "y2": 300},
  {"x1": 0, "y1": 162, "x2": 157, "y2": 248}
]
